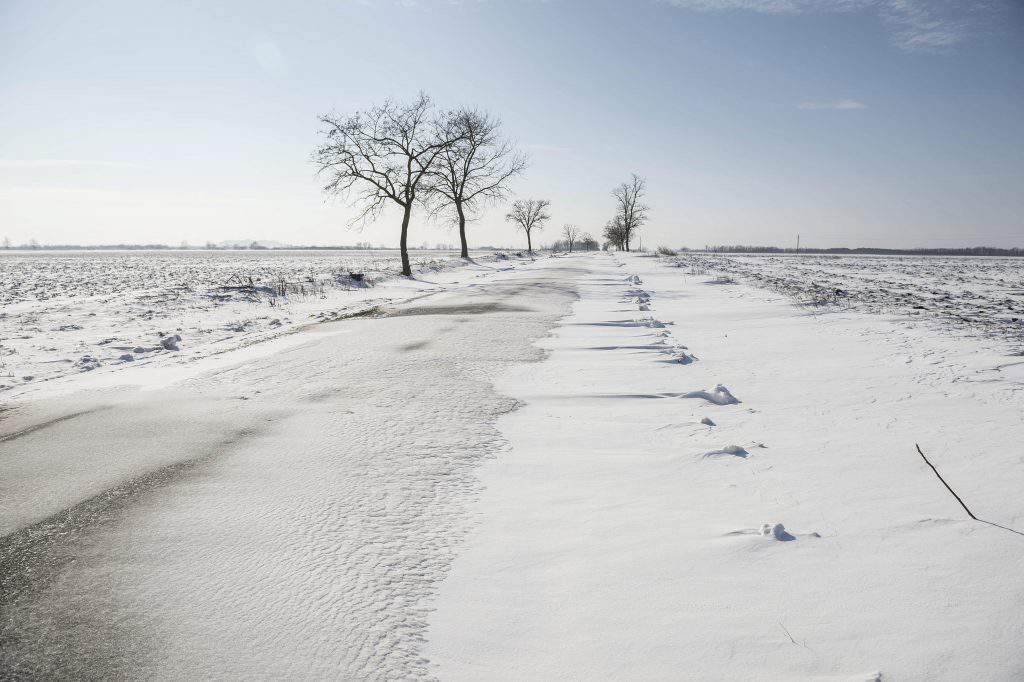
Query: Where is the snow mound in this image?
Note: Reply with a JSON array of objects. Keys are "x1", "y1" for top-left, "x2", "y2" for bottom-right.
[
  {"x1": 160, "y1": 334, "x2": 182, "y2": 351},
  {"x1": 760, "y1": 523, "x2": 795, "y2": 541},
  {"x1": 671, "y1": 350, "x2": 697, "y2": 364},
  {"x1": 703, "y1": 445, "x2": 748, "y2": 459},
  {"x1": 682, "y1": 384, "x2": 739, "y2": 405}
]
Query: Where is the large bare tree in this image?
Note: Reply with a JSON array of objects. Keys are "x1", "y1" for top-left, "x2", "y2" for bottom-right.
[
  {"x1": 314, "y1": 93, "x2": 459, "y2": 276},
  {"x1": 505, "y1": 199, "x2": 550, "y2": 253},
  {"x1": 611, "y1": 174, "x2": 649, "y2": 252},
  {"x1": 429, "y1": 109, "x2": 527, "y2": 259}
]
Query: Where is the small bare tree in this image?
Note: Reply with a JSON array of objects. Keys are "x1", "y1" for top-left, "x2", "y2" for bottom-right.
[
  {"x1": 314, "y1": 93, "x2": 460, "y2": 276},
  {"x1": 561, "y1": 224, "x2": 581, "y2": 253},
  {"x1": 430, "y1": 109, "x2": 527, "y2": 259},
  {"x1": 611, "y1": 174, "x2": 649, "y2": 252},
  {"x1": 506, "y1": 199, "x2": 550, "y2": 253},
  {"x1": 603, "y1": 216, "x2": 627, "y2": 251}
]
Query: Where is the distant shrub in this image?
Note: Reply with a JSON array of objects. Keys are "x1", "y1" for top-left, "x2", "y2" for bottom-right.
[{"x1": 656, "y1": 246, "x2": 678, "y2": 256}]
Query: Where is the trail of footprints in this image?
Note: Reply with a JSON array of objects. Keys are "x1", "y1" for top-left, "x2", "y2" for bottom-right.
[{"x1": 621, "y1": 271, "x2": 816, "y2": 544}]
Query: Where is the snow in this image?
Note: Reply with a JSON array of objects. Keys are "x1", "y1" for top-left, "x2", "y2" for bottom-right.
[
  {"x1": 0, "y1": 257, "x2": 574, "y2": 678},
  {"x1": 426, "y1": 252, "x2": 1024, "y2": 680},
  {"x1": 671, "y1": 252, "x2": 1024, "y2": 348},
  {"x1": 3, "y1": 250, "x2": 1024, "y2": 679},
  {"x1": 0, "y1": 249, "x2": 521, "y2": 395}
]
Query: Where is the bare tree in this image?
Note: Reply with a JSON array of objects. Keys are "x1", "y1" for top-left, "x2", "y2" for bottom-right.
[
  {"x1": 578, "y1": 233, "x2": 599, "y2": 251},
  {"x1": 561, "y1": 224, "x2": 581, "y2": 253},
  {"x1": 610, "y1": 174, "x2": 649, "y2": 252},
  {"x1": 2, "y1": 236, "x2": 10, "y2": 249},
  {"x1": 429, "y1": 109, "x2": 527, "y2": 259},
  {"x1": 603, "y1": 215, "x2": 627, "y2": 251},
  {"x1": 314, "y1": 93, "x2": 460, "y2": 276},
  {"x1": 505, "y1": 199, "x2": 550, "y2": 253}
]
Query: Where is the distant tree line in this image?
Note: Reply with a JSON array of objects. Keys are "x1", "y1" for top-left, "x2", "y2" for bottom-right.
[
  {"x1": 551, "y1": 224, "x2": 600, "y2": 252},
  {"x1": 703, "y1": 245, "x2": 1024, "y2": 257},
  {"x1": 0, "y1": 242, "x2": 175, "y2": 251}
]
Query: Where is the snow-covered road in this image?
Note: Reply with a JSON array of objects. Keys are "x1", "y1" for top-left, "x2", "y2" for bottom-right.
[
  {"x1": 0, "y1": 260, "x2": 577, "y2": 678},
  {"x1": 3, "y1": 252, "x2": 1023, "y2": 680}
]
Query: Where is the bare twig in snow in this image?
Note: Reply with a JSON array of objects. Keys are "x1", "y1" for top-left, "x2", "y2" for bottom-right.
[{"x1": 915, "y1": 443, "x2": 1024, "y2": 538}]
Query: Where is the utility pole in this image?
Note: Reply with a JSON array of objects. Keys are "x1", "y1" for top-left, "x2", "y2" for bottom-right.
[{"x1": 796, "y1": 234, "x2": 800, "y2": 253}]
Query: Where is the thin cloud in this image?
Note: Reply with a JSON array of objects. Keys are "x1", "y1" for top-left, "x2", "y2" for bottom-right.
[
  {"x1": 658, "y1": 0, "x2": 998, "y2": 52},
  {"x1": 797, "y1": 99, "x2": 867, "y2": 110},
  {"x1": 249, "y1": 39, "x2": 288, "y2": 77}
]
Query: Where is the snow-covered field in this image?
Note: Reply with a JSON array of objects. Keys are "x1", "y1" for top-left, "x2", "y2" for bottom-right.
[
  {"x1": 2, "y1": 251, "x2": 1023, "y2": 679},
  {"x1": 0, "y1": 249, "x2": 519, "y2": 394},
  {"x1": 671, "y1": 253, "x2": 1024, "y2": 348}
]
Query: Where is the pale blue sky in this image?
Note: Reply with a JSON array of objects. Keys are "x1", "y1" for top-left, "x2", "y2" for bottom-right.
[{"x1": 1, "y1": 0, "x2": 1022, "y2": 248}]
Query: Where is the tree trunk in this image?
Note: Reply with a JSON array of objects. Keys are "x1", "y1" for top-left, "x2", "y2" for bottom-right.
[
  {"x1": 400, "y1": 203, "x2": 412, "y2": 277},
  {"x1": 456, "y1": 202, "x2": 469, "y2": 259},
  {"x1": 526, "y1": 230, "x2": 533, "y2": 253}
]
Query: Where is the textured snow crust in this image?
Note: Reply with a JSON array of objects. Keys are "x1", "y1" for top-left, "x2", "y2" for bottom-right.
[{"x1": 0, "y1": 261, "x2": 574, "y2": 679}]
